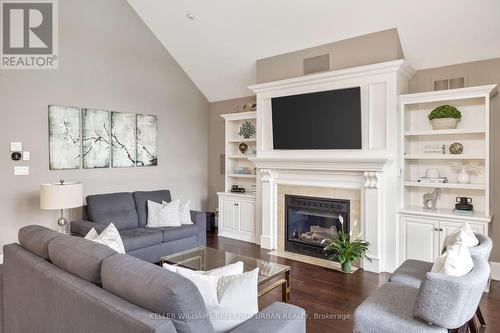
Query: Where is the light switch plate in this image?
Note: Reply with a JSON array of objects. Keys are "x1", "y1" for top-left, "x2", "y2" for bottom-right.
[
  {"x1": 10, "y1": 142, "x2": 22, "y2": 152},
  {"x1": 22, "y1": 151, "x2": 30, "y2": 161},
  {"x1": 14, "y1": 166, "x2": 29, "y2": 176}
]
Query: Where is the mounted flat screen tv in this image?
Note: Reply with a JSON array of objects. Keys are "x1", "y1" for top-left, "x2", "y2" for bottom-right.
[{"x1": 271, "y1": 87, "x2": 362, "y2": 150}]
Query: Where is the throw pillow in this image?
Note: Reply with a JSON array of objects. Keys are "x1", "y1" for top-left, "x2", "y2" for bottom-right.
[
  {"x1": 443, "y1": 222, "x2": 479, "y2": 249},
  {"x1": 431, "y1": 241, "x2": 473, "y2": 277},
  {"x1": 84, "y1": 223, "x2": 125, "y2": 254},
  {"x1": 164, "y1": 263, "x2": 258, "y2": 333},
  {"x1": 162, "y1": 200, "x2": 193, "y2": 225},
  {"x1": 147, "y1": 199, "x2": 181, "y2": 228}
]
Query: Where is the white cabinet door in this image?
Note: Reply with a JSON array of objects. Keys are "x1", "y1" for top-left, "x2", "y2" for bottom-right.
[
  {"x1": 401, "y1": 217, "x2": 440, "y2": 263},
  {"x1": 238, "y1": 200, "x2": 255, "y2": 235},
  {"x1": 439, "y1": 220, "x2": 486, "y2": 249},
  {"x1": 220, "y1": 198, "x2": 236, "y2": 232}
]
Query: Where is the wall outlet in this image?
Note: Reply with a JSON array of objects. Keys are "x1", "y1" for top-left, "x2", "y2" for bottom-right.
[{"x1": 14, "y1": 166, "x2": 29, "y2": 176}]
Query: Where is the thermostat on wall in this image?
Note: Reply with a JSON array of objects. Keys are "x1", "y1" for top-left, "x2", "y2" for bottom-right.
[{"x1": 10, "y1": 142, "x2": 22, "y2": 152}]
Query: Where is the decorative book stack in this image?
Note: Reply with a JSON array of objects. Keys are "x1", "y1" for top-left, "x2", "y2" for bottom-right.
[
  {"x1": 423, "y1": 144, "x2": 446, "y2": 154},
  {"x1": 418, "y1": 177, "x2": 448, "y2": 184}
]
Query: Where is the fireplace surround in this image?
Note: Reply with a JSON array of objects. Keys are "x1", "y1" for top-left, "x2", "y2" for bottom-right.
[{"x1": 285, "y1": 195, "x2": 349, "y2": 259}]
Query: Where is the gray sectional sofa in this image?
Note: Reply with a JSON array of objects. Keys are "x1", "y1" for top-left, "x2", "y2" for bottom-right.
[
  {"x1": 71, "y1": 190, "x2": 206, "y2": 263},
  {"x1": 0, "y1": 225, "x2": 306, "y2": 333}
]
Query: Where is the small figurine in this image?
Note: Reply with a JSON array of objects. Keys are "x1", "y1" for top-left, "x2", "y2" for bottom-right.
[{"x1": 423, "y1": 188, "x2": 440, "y2": 210}]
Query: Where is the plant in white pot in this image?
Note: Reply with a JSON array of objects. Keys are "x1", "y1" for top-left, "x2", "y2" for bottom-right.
[
  {"x1": 428, "y1": 105, "x2": 462, "y2": 130},
  {"x1": 321, "y1": 216, "x2": 371, "y2": 273}
]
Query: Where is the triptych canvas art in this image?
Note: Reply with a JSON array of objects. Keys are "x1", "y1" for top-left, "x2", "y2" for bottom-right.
[{"x1": 48, "y1": 105, "x2": 158, "y2": 170}]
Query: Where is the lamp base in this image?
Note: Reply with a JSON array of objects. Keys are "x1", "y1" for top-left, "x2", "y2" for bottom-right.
[{"x1": 57, "y1": 217, "x2": 69, "y2": 234}]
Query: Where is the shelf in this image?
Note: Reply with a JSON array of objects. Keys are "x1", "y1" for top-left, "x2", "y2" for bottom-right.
[
  {"x1": 217, "y1": 192, "x2": 256, "y2": 199},
  {"x1": 404, "y1": 129, "x2": 486, "y2": 136},
  {"x1": 228, "y1": 155, "x2": 256, "y2": 159},
  {"x1": 221, "y1": 111, "x2": 256, "y2": 121},
  {"x1": 398, "y1": 206, "x2": 491, "y2": 223},
  {"x1": 404, "y1": 182, "x2": 486, "y2": 190},
  {"x1": 228, "y1": 138, "x2": 256, "y2": 143},
  {"x1": 404, "y1": 154, "x2": 485, "y2": 160},
  {"x1": 228, "y1": 174, "x2": 256, "y2": 179}
]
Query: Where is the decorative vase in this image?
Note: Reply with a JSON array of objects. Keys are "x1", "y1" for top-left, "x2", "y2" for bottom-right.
[
  {"x1": 457, "y1": 168, "x2": 471, "y2": 184},
  {"x1": 238, "y1": 143, "x2": 248, "y2": 154},
  {"x1": 431, "y1": 118, "x2": 459, "y2": 130},
  {"x1": 425, "y1": 168, "x2": 440, "y2": 179},
  {"x1": 341, "y1": 261, "x2": 352, "y2": 273}
]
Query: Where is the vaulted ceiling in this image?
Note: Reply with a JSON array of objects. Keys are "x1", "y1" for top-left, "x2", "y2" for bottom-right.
[{"x1": 128, "y1": 0, "x2": 500, "y2": 102}]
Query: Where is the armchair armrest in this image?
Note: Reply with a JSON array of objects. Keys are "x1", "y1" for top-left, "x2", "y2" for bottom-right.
[
  {"x1": 190, "y1": 210, "x2": 207, "y2": 246},
  {"x1": 229, "y1": 302, "x2": 306, "y2": 333},
  {"x1": 70, "y1": 220, "x2": 106, "y2": 237}
]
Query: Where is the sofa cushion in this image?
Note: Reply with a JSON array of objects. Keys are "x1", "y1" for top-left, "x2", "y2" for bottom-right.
[
  {"x1": 86, "y1": 192, "x2": 139, "y2": 231},
  {"x1": 18, "y1": 225, "x2": 64, "y2": 260},
  {"x1": 389, "y1": 259, "x2": 433, "y2": 288},
  {"x1": 353, "y1": 283, "x2": 446, "y2": 333},
  {"x1": 48, "y1": 235, "x2": 116, "y2": 284},
  {"x1": 133, "y1": 190, "x2": 172, "y2": 227},
  {"x1": 101, "y1": 253, "x2": 214, "y2": 333},
  {"x1": 120, "y1": 228, "x2": 163, "y2": 252},
  {"x1": 156, "y1": 224, "x2": 199, "y2": 242}
]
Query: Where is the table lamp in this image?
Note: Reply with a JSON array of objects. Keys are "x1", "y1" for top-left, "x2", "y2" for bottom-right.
[{"x1": 40, "y1": 180, "x2": 83, "y2": 234}]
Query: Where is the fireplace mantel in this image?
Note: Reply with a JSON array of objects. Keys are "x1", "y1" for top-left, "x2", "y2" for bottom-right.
[{"x1": 250, "y1": 151, "x2": 391, "y2": 172}]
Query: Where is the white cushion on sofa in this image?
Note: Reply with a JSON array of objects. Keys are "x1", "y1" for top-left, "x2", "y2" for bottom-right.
[
  {"x1": 147, "y1": 200, "x2": 181, "y2": 227},
  {"x1": 431, "y1": 241, "x2": 473, "y2": 277},
  {"x1": 84, "y1": 223, "x2": 125, "y2": 254},
  {"x1": 163, "y1": 262, "x2": 257, "y2": 333},
  {"x1": 443, "y1": 222, "x2": 479, "y2": 249},
  {"x1": 162, "y1": 200, "x2": 193, "y2": 225}
]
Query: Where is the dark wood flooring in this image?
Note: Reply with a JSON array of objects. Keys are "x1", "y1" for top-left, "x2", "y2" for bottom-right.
[{"x1": 207, "y1": 231, "x2": 500, "y2": 333}]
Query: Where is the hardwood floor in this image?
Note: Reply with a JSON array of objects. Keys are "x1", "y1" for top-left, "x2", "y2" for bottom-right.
[{"x1": 207, "y1": 231, "x2": 500, "y2": 333}]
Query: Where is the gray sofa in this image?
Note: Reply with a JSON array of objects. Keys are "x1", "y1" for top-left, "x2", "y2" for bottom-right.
[
  {"x1": 0, "y1": 225, "x2": 306, "y2": 333},
  {"x1": 71, "y1": 190, "x2": 206, "y2": 263}
]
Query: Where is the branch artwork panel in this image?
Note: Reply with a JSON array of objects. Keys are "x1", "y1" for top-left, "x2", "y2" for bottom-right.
[
  {"x1": 136, "y1": 114, "x2": 158, "y2": 167},
  {"x1": 82, "y1": 109, "x2": 110, "y2": 169},
  {"x1": 111, "y1": 112, "x2": 137, "y2": 168},
  {"x1": 48, "y1": 105, "x2": 81, "y2": 170}
]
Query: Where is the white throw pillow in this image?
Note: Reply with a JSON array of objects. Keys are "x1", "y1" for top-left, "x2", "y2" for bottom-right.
[
  {"x1": 147, "y1": 200, "x2": 181, "y2": 228},
  {"x1": 431, "y1": 241, "x2": 473, "y2": 277},
  {"x1": 163, "y1": 263, "x2": 257, "y2": 333},
  {"x1": 84, "y1": 223, "x2": 125, "y2": 254},
  {"x1": 162, "y1": 200, "x2": 193, "y2": 225},
  {"x1": 443, "y1": 222, "x2": 479, "y2": 249}
]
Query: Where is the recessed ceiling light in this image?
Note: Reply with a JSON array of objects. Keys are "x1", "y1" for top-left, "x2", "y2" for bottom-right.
[{"x1": 186, "y1": 13, "x2": 195, "y2": 20}]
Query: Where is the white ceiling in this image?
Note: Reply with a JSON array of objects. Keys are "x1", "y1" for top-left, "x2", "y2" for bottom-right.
[{"x1": 128, "y1": 0, "x2": 500, "y2": 102}]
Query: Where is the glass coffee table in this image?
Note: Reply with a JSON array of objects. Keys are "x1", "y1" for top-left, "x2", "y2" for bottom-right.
[{"x1": 160, "y1": 246, "x2": 291, "y2": 303}]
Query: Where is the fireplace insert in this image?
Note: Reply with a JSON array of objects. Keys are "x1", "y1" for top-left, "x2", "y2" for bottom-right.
[{"x1": 285, "y1": 195, "x2": 349, "y2": 259}]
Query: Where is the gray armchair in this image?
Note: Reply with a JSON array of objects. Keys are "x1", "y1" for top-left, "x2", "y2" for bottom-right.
[
  {"x1": 353, "y1": 255, "x2": 490, "y2": 333},
  {"x1": 389, "y1": 233, "x2": 493, "y2": 327}
]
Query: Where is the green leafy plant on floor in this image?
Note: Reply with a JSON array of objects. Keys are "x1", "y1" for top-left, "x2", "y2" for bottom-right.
[
  {"x1": 428, "y1": 105, "x2": 462, "y2": 120},
  {"x1": 322, "y1": 215, "x2": 371, "y2": 273}
]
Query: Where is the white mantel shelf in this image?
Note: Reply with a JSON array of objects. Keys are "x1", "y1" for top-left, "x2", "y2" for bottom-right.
[{"x1": 249, "y1": 152, "x2": 391, "y2": 172}]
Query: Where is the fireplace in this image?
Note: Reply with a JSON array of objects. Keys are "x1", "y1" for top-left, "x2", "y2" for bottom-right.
[{"x1": 285, "y1": 195, "x2": 350, "y2": 259}]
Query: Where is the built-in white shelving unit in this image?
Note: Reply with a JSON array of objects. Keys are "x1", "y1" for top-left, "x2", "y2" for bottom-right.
[
  {"x1": 217, "y1": 111, "x2": 258, "y2": 243},
  {"x1": 397, "y1": 85, "x2": 497, "y2": 264}
]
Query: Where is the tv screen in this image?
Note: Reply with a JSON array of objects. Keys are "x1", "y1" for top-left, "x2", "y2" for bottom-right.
[{"x1": 271, "y1": 87, "x2": 362, "y2": 150}]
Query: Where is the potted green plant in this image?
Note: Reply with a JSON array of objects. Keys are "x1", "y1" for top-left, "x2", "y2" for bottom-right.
[
  {"x1": 322, "y1": 216, "x2": 371, "y2": 273},
  {"x1": 238, "y1": 121, "x2": 256, "y2": 139},
  {"x1": 428, "y1": 105, "x2": 462, "y2": 130}
]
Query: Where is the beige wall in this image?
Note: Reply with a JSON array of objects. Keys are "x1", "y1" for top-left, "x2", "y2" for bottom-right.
[
  {"x1": 256, "y1": 28, "x2": 404, "y2": 84},
  {"x1": 208, "y1": 96, "x2": 256, "y2": 212},
  {"x1": 0, "y1": 0, "x2": 209, "y2": 254},
  {"x1": 408, "y1": 58, "x2": 500, "y2": 261}
]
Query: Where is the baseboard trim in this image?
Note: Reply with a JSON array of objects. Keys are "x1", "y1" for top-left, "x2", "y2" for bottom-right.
[{"x1": 491, "y1": 261, "x2": 500, "y2": 281}]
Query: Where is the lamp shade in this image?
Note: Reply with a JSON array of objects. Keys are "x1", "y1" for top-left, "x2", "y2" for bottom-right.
[{"x1": 40, "y1": 182, "x2": 83, "y2": 210}]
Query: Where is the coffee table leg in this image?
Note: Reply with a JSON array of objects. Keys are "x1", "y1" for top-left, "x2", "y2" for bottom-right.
[{"x1": 282, "y1": 270, "x2": 291, "y2": 303}]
